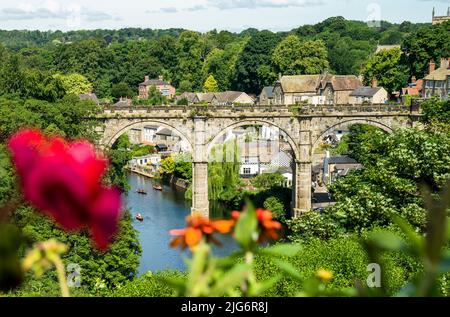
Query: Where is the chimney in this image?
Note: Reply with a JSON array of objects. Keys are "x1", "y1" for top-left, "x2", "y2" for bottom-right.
[
  {"x1": 144, "y1": 75, "x2": 149, "y2": 82},
  {"x1": 429, "y1": 60, "x2": 436, "y2": 74},
  {"x1": 411, "y1": 76, "x2": 416, "y2": 84},
  {"x1": 371, "y1": 78, "x2": 378, "y2": 88}
]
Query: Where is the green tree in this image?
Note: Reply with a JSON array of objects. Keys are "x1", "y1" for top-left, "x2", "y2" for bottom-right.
[
  {"x1": 160, "y1": 156, "x2": 175, "y2": 175},
  {"x1": 328, "y1": 37, "x2": 373, "y2": 75},
  {"x1": 202, "y1": 40, "x2": 247, "y2": 91},
  {"x1": 402, "y1": 21, "x2": 450, "y2": 79},
  {"x1": 272, "y1": 36, "x2": 329, "y2": 75},
  {"x1": 0, "y1": 55, "x2": 23, "y2": 94},
  {"x1": 251, "y1": 173, "x2": 286, "y2": 191},
  {"x1": 362, "y1": 48, "x2": 410, "y2": 94},
  {"x1": 174, "y1": 31, "x2": 204, "y2": 90},
  {"x1": 233, "y1": 31, "x2": 280, "y2": 94},
  {"x1": 53, "y1": 73, "x2": 93, "y2": 95},
  {"x1": 174, "y1": 153, "x2": 193, "y2": 181},
  {"x1": 111, "y1": 82, "x2": 134, "y2": 100},
  {"x1": 263, "y1": 196, "x2": 286, "y2": 221},
  {"x1": 203, "y1": 74, "x2": 219, "y2": 92}
]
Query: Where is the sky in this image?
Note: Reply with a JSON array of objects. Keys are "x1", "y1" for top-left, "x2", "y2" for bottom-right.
[{"x1": 0, "y1": 0, "x2": 449, "y2": 32}]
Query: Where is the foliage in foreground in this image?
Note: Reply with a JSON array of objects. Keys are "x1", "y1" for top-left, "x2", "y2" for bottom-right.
[{"x1": 9, "y1": 208, "x2": 141, "y2": 293}]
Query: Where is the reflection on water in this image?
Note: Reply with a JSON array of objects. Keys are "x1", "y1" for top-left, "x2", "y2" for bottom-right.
[{"x1": 123, "y1": 173, "x2": 237, "y2": 275}]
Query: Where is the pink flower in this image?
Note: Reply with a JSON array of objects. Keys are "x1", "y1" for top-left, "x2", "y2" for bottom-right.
[{"x1": 8, "y1": 129, "x2": 121, "y2": 250}]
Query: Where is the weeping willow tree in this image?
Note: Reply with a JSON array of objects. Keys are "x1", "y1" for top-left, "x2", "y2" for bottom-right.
[{"x1": 208, "y1": 138, "x2": 240, "y2": 200}]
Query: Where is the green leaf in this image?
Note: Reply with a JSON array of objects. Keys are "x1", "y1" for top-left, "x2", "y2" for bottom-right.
[
  {"x1": 189, "y1": 241, "x2": 210, "y2": 285},
  {"x1": 438, "y1": 250, "x2": 450, "y2": 274},
  {"x1": 234, "y1": 203, "x2": 258, "y2": 251},
  {"x1": 391, "y1": 214, "x2": 424, "y2": 254},
  {"x1": 157, "y1": 276, "x2": 187, "y2": 293},
  {"x1": 272, "y1": 259, "x2": 303, "y2": 281},
  {"x1": 259, "y1": 243, "x2": 302, "y2": 258},
  {"x1": 210, "y1": 264, "x2": 250, "y2": 295},
  {"x1": 423, "y1": 183, "x2": 450, "y2": 265},
  {"x1": 248, "y1": 275, "x2": 281, "y2": 296},
  {"x1": 367, "y1": 231, "x2": 406, "y2": 251}
]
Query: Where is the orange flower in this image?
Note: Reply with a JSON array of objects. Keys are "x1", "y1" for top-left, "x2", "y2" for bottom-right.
[
  {"x1": 170, "y1": 214, "x2": 235, "y2": 249},
  {"x1": 232, "y1": 209, "x2": 281, "y2": 243}
]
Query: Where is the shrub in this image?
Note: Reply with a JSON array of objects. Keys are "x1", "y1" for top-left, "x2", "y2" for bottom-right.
[
  {"x1": 109, "y1": 271, "x2": 185, "y2": 297},
  {"x1": 253, "y1": 234, "x2": 422, "y2": 296},
  {"x1": 287, "y1": 211, "x2": 342, "y2": 242}
]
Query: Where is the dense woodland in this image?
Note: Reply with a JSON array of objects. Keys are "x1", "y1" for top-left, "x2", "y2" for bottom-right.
[{"x1": 0, "y1": 17, "x2": 449, "y2": 102}]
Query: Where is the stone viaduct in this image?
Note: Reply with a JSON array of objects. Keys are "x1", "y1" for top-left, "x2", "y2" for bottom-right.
[{"x1": 95, "y1": 104, "x2": 421, "y2": 218}]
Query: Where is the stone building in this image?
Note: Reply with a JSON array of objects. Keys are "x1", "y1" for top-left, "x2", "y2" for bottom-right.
[
  {"x1": 139, "y1": 75, "x2": 176, "y2": 99},
  {"x1": 273, "y1": 74, "x2": 362, "y2": 105},
  {"x1": 112, "y1": 97, "x2": 132, "y2": 107},
  {"x1": 349, "y1": 87, "x2": 389, "y2": 104},
  {"x1": 273, "y1": 75, "x2": 323, "y2": 105},
  {"x1": 323, "y1": 156, "x2": 362, "y2": 185},
  {"x1": 77, "y1": 93, "x2": 99, "y2": 105},
  {"x1": 318, "y1": 75, "x2": 363, "y2": 104},
  {"x1": 402, "y1": 76, "x2": 423, "y2": 98},
  {"x1": 175, "y1": 92, "x2": 200, "y2": 105},
  {"x1": 423, "y1": 58, "x2": 450, "y2": 100},
  {"x1": 258, "y1": 86, "x2": 274, "y2": 105},
  {"x1": 432, "y1": 7, "x2": 450, "y2": 25},
  {"x1": 176, "y1": 91, "x2": 254, "y2": 106},
  {"x1": 212, "y1": 91, "x2": 254, "y2": 106}
]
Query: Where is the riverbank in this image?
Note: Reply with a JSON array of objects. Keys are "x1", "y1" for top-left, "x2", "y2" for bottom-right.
[
  {"x1": 128, "y1": 167, "x2": 190, "y2": 190},
  {"x1": 127, "y1": 167, "x2": 158, "y2": 179}
]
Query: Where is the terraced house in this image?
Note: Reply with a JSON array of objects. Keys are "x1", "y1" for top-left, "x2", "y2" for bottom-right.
[{"x1": 423, "y1": 58, "x2": 450, "y2": 100}]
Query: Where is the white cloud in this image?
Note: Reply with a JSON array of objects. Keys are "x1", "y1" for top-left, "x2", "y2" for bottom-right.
[
  {"x1": 0, "y1": 1, "x2": 119, "y2": 22},
  {"x1": 207, "y1": 0, "x2": 325, "y2": 9},
  {"x1": 147, "y1": 0, "x2": 324, "y2": 14}
]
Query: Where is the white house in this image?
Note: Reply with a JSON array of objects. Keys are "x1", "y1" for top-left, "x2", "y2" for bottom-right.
[
  {"x1": 143, "y1": 125, "x2": 158, "y2": 143},
  {"x1": 240, "y1": 156, "x2": 260, "y2": 177},
  {"x1": 129, "y1": 154, "x2": 161, "y2": 169}
]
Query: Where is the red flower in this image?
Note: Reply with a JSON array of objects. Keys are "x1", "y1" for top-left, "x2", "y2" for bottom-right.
[
  {"x1": 8, "y1": 129, "x2": 121, "y2": 250},
  {"x1": 170, "y1": 214, "x2": 235, "y2": 249},
  {"x1": 232, "y1": 209, "x2": 281, "y2": 242}
]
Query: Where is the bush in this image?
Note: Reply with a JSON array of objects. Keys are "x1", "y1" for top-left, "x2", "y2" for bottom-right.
[
  {"x1": 263, "y1": 197, "x2": 286, "y2": 221},
  {"x1": 253, "y1": 234, "x2": 422, "y2": 296},
  {"x1": 287, "y1": 211, "x2": 342, "y2": 242},
  {"x1": 109, "y1": 271, "x2": 185, "y2": 297}
]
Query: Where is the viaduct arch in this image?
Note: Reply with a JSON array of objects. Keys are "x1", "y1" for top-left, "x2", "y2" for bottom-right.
[{"x1": 96, "y1": 104, "x2": 420, "y2": 218}]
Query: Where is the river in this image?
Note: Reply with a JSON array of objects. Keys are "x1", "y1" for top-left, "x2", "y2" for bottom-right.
[{"x1": 123, "y1": 172, "x2": 237, "y2": 275}]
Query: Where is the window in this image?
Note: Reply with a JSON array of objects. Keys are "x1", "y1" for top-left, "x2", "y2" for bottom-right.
[
  {"x1": 243, "y1": 168, "x2": 251, "y2": 174},
  {"x1": 425, "y1": 81, "x2": 433, "y2": 88},
  {"x1": 244, "y1": 156, "x2": 250, "y2": 163},
  {"x1": 435, "y1": 81, "x2": 444, "y2": 88}
]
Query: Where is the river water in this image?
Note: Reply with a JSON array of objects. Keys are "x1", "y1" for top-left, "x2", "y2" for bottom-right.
[{"x1": 123, "y1": 172, "x2": 237, "y2": 275}]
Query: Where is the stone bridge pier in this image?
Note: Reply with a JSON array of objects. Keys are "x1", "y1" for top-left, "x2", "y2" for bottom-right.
[
  {"x1": 191, "y1": 117, "x2": 209, "y2": 217},
  {"x1": 292, "y1": 119, "x2": 312, "y2": 217}
]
